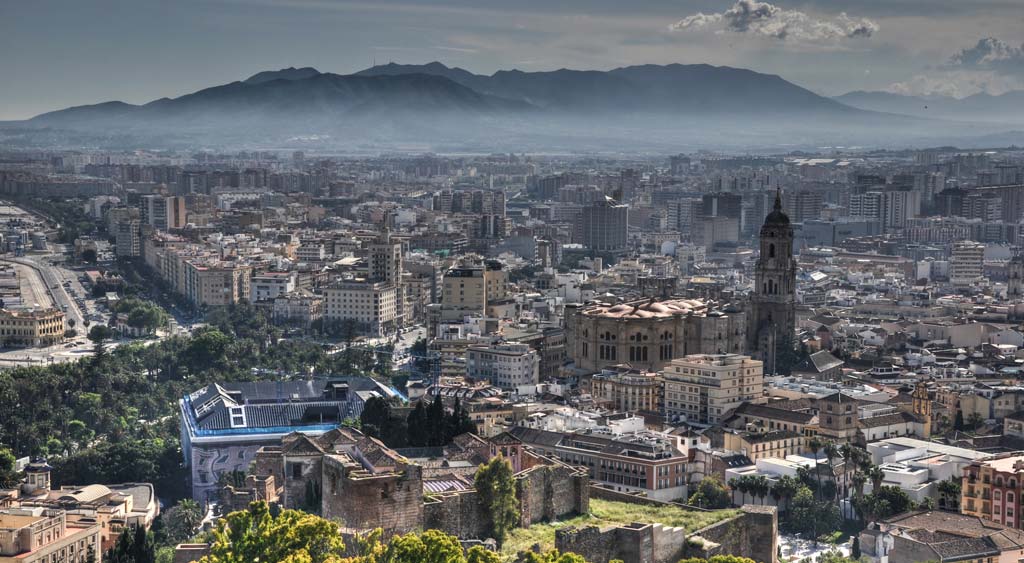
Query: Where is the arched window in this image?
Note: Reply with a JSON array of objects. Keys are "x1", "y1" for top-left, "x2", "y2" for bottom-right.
[
  {"x1": 1011, "y1": 480, "x2": 1018, "y2": 489},
  {"x1": 997, "y1": 477, "x2": 1004, "y2": 487},
  {"x1": 769, "y1": 243, "x2": 776, "y2": 258},
  {"x1": 996, "y1": 490, "x2": 1002, "y2": 501},
  {"x1": 1009, "y1": 492, "x2": 1016, "y2": 504}
]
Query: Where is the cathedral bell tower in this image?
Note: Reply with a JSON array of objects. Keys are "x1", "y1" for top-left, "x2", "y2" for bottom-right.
[{"x1": 748, "y1": 188, "x2": 796, "y2": 373}]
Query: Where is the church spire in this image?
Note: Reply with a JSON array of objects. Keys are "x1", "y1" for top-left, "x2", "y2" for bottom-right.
[{"x1": 774, "y1": 187, "x2": 782, "y2": 212}]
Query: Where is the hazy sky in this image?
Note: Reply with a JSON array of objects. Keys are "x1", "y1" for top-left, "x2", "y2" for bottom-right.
[{"x1": 3, "y1": 0, "x2": 1024, "y2": 120}]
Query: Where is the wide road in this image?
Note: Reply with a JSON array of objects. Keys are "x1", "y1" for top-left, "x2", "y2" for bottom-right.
[{"x1": 0, "y1": 255, "x2": 85, "y2": 328}]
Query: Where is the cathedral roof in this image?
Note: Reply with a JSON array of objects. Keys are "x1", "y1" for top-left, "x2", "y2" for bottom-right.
[{"x1": 763, "y1": 188, "x2": 790, "y2": 226}]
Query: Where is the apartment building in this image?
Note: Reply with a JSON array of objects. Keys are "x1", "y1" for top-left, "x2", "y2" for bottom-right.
[
  {"x1": 590, "y1": 365, "x2": 663, "y2": 413},
  {"x1": 962, "y1": 454, "x2": 1024, "y2": 529},
  {"x1": 272, "y1": 293, "x2": 323, "y2": 328},
  {"x1": 723, "y1": 429, "x2": 805, "y2": 461},
  {"x1": 466, "y1": 343, "x2": 540, "y2": 392},
  {"x1": 251, "y1": 272, "x2": 297, "y2": 302},
  {"x1": 141, "y1": 194, "x2": 186, "y2": 231},
  {"x1": 663, "y1": 354, "x2": 764, "y2": 425},
  {"x1": 183, "y1": 261, "x2": 252, "y2": 307},
  {"x1": 951, "y1": 241, "x2": 985, "y2": 288},
  {"x1": 508, "y1": 426, "x2": 690, "y2": 501},
  {"x1": 0, "y1": 508, "x2": 101, "y2": 563},
  {"x1": 323, "y1": 280, "x2": 401, "y2": 337}
]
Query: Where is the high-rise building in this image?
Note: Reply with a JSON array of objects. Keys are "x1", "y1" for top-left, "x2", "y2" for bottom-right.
[
  {"x1": 114, "y1": 218, "x2": 141, "y2": 257},
  {"x1": 782, "y1": 190, "x2": 824, "y2": 224},
  {"x1": 663, "y1": 353, "x2": 764, "y2": 425},
  {"x1": 1009, "y1": 254, "x2": 1024, "y2": 299},
  {"x1": 951, "y1": 241, "x2": 985, "y2": 288},
  {"x1": 141, "y1": 195, "x2": 187, "y2": 231},
  {"x1": 701, "y1": 193, "x2": 742, "y2": 221},
  {"x1": 580, "y1": 196, "x2": 628, "y2": 252},
  {"x1": 748, "y1": 190, "x2": 796, "y2": 373},
  {"x1": 368, "y1": 226, "x2": 403, "y2": 285}
]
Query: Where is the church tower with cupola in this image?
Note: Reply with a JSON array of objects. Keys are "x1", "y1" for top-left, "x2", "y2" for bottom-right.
[{"x1": 748, "y1": 189, "x2": 797, "y2": 373}]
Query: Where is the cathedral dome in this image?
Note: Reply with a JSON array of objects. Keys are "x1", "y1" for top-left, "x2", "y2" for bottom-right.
[
  {"x1": 764, "y1": 208, "x2": 790, "y2": 226},
  {"x1": 763, "y1": 189, "x2": 790, "y2": 226}
]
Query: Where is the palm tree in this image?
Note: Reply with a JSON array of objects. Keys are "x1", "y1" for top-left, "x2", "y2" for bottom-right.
[
  {"x1": 852, "y1": 472, "x2": 867, "y2": 500},
  {"x1": 840, "y1": 443, "x2": 854, "y2": 500},
  {"x1": 867, "y1": 464, "x2": 885, "y2": 494},
  {"x1": 729, "y1": 478, "x2": 741, "y2": 506},
  {"x1": 824, "y1": 442, "x2": 840, "y2": 502},
  {"x1": 808, "y1": 436, "x2": 824, "y2": 499},
  {"x1": 738, "y1": 475, "x2": 753, "y2": 505},
  {"x1": 773, "y1": 475, "x2": 800, "y2": 515},
  {"x1": 752, "y1": 475, "x2": 771, "y2": 506}
]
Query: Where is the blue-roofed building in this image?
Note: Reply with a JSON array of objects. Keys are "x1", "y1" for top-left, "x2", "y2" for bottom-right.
[{"x1": 179, "y1": 376, "x2": 396, "y2": 501}]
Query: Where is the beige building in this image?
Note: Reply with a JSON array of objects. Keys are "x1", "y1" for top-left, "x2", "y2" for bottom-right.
[
  {"x1": 0, "y1": 308, "x2": 64, "y2": 348},
  {"x1": 723, "y1": 429, "x2": 804, "y2": 461},
  {"x1": 440, "y1": 261, "x2": 508, "y2": 318},
  {"x1": 272, "y1": 293, "x2": 323, "y2": 328},
  {"x1": 183, "y1": 261, "x2": 252, "y2": 307},
  {"x1": 0, "y1": 508, "x2": 101, "y2": 563},
  {"x1": 590, "y1": 365, "x2": 663, "y2": 413},
  {"x1": 323, "y1": 280, "x2": 401, "y2": 337},
  {"x1": 663, "y1": 353, "x2": 764, "y2": 425}
]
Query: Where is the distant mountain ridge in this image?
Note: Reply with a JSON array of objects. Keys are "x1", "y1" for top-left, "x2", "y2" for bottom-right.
[
  {"x1": 244, "y1": 66, "x2": 322, "y2": 85},
  {"x1": 16, "y1": 60, "x2": 1022, "y2": 151},
  {"x1": 354, "y1": 61, "x2": 855, "y2": 115},
  {"x1": 834, "y1": 89, "x2": 1024, "y2": 123},
  {"x1": 29, "y1": 61, "x2": 865, "y2": 130}
]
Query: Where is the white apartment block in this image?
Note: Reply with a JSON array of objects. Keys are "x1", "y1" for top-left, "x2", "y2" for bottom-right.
[
  {"x1": 466, "y1": 343, "x2": 540, "y2": 393},
  {"x1": 251, "y1": 271, "x2": 297, "y2": 302},
  {"x1": 951, "y1": 240, "x2": 985, "y2": 288},
  {"x1": 663, "y1": 353, "x2": 764, "y2": 425}
]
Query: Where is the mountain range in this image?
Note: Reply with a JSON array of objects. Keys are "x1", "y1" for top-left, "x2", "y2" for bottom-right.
[
  {"x1": 834, "y1": 90, "x2": 1024, "y2": 124},
  {"x1": 10, "y1": 62, "x2": 1024, "y2": 151}
]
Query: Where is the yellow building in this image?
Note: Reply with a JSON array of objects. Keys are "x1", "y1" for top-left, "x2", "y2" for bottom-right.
[
  {"x1": 0, "y1": 308, "x2": 64, "y2": 347},
  {"x1": 723, "y1": 429, "x2": 805, "y2": 461}
]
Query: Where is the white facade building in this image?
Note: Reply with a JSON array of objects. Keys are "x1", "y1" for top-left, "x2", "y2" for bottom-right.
[{"x1": 466, "y1": 343, "x2": 540, "y2": 393}]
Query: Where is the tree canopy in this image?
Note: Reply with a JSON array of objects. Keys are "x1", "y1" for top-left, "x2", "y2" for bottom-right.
[
  {"x1": 199, "y1": 501, "x2": 346, "y2": 563},
  {"x1": 475, "y1": 456, "x2": 519, "y2": 545},
  {"x1": 688, "y1": 475, "x2": 731, "y2": 509}
]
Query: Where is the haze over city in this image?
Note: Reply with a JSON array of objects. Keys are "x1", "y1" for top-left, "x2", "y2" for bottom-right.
[{"x1": 3, "y1": 3, "x2": 1024, "y2": 563}]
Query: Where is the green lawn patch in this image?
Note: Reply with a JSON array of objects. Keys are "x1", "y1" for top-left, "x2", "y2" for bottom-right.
[{"x1": 499, "y1": 499, "x2": 740, "y2": 560}]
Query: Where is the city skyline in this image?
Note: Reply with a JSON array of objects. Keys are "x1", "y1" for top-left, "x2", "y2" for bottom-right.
[{"x1": 3, "y1": 0, "x2": 1024, "y2": 120}]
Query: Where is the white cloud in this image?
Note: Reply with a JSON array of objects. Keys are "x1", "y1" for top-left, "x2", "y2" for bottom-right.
[
  {"x1": 669, "y1": 0, "x2": 878, "y2": 43},
  {"x1": 884, "y1": 37, "x2": 1024, "y2": 98},
  {"x1": 886, "y1": 70, "x2": 1024, "y2": 98},
  {"x1": 947, "y1": 37, "x2": 1024, "y2": 75}
]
